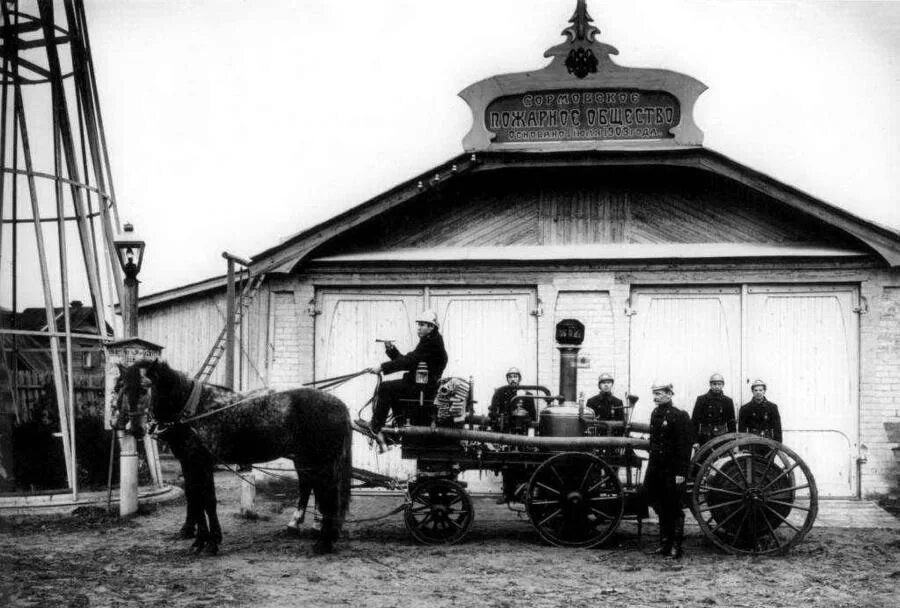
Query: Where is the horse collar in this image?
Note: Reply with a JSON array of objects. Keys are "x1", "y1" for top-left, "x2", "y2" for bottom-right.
[{"x1": 182, "y1": 379, "x2": 204, "y2": 421}]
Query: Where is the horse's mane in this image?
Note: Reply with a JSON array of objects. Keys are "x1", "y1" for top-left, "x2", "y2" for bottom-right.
[{"x1": 131, "y1": 359, "x2": 194, "y2": 421}]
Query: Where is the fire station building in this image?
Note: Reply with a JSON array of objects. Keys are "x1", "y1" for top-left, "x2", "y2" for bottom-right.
[{"x1": 137, "y1": 6, "x2": 900, "y2": 497}]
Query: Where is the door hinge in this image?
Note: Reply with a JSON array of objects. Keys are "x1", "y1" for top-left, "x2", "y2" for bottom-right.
[
  {"x1": 852, "y1": 296, "x2": 869, "y2": 315},
  {"x1": 306, "y1": 298, "x2": 321, "y2": 317}
]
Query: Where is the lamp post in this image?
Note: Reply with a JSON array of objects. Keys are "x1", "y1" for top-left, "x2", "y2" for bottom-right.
[
  {"x1": 113, "y1": 222, "x2": 145, "y2": 517},
  {"x1": 114, "y1": 223, "x2": 145, "y2": 339}
]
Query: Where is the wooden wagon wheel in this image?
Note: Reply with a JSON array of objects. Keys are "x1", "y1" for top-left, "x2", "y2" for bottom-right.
[
  {"x1": 691, "y1": 437, "x2": 818, "y2": 555},
  {"x1": 525, "y1": 452, "x2": 624, "y2": 548},
  {"x1": 691, "y1": 433, "x2": 753, "y2": 476},
  {"x1": 688, "y1": 432, "x2": 756, "y2": 505},
  {"x1": 404, "y1": 478, "x2": 474, "y2": 545}
]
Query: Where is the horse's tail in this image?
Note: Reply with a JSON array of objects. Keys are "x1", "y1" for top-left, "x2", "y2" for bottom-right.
[{"x1": 337, "y1": 415, "x2": 352, "y2": 519}]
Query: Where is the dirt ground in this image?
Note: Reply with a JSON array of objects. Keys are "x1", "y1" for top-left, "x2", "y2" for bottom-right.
[{"x1": 2, "y1": 464, "x2": 900, "y2": 608}]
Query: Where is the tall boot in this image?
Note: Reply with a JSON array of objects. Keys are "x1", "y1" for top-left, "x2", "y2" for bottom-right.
[
  {"x1": 651, "y1": 529, "x2": 671, "y2": 555},
  {"x1": 668, "y1": 515, "x2": 685, "y2": 559}
]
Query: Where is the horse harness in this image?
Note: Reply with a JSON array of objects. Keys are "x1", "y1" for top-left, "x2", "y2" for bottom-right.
[{"x1": 149, "y1": 380, "x2": 274, "y2": 440}]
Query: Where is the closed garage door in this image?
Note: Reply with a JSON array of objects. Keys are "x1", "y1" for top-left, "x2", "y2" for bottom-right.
[
  {"x1": 315, "y1": 288, "x2": 538, "y2": 487},
  {"x1": 629, "y1": 287, "x2": 742, "y2": 422},
  {"x1": 430, "y1": 289, "x2": 538, "y2": 418},
  {"x1": 629, "y1": 285, "x2": 859, "y2": 497},
  {"x1": 744, "y1": 285, "x2": 858, "y2": 498},
  {"x1": 316, "y1": 290, "x2": 423, "y2": 480}
]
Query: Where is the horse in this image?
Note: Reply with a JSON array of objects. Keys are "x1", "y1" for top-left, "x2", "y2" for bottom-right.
[{"x1": 115, "y1": 359, "x2": 352, "y2": 555}]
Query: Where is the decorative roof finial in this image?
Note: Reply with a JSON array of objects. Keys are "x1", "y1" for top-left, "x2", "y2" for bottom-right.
[
  {"x1": 543, "y1": 1, "x2": 618, "y2": 79},
  {"x1": 562, "y1": 0, "x2": 600, "y2": 44}
]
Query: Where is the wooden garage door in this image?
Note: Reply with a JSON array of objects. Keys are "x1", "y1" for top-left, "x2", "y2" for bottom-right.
[
  {"x1": 629, "y1": 284, "x2": 859, "y2": 497},
  {"x1": 430, "y1": 289, "x2": 538, "y2": 418},
  {"x1": 315, "y1": 290, "x2": 423, "y2": 480},
  {"x1": 629, "y1": 288, "x2": 743, "y2": 424},
  {"x1": 744, "y1": 285, "x2": 858, "y2": 498},
  {"x1": 430, "y1": 288, "x2": 538, "y2": 491},
  {"x1": 315, "y1": 288, "x2": 538, "y2": 488}
]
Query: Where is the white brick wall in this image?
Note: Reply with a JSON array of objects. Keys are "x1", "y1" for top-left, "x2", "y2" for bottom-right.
[
  {"x1": 859, "y1": 281, "x2": 900, "y2": 494},
  {"x1": 551, "y1": 290, "x2": 615, "y2": 402},
  {"x1": 268, "y1": 291, "x2": 300, "y2": 389}
]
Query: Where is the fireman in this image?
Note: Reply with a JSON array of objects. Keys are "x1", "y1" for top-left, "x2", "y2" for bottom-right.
[
  {"x1": 585, "y1": 372, "x2": 624, "y2": 434},
  {"x1": 488, "y1": 367, "x2": 536, "y2": 431},
  {"x1": 738, "y1": 379, "x2": 782, "y2": 442},
  {"x1": 643, "y1": 381, "x2": 693, "y2": 559},
  {"x1": 489, "y1": 367, "x2": 534, "y2": 503},
  {"x1": 691, "y1": 372, "x2": 736, "y2": 447},
  {"x1": 363, "y1": 310, "x2": 448, "y2": 441}
]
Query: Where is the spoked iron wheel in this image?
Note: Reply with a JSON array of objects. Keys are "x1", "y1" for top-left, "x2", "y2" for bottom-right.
[
  {"x1": 404, "y1": 478, "x2": 474, "y2": 545},
  {"x1": 525, "y1": 452, "x2": 624, "y2": 548},
  {"x1": 692, "y1": 437, "x2": 818, "y2": 555}
]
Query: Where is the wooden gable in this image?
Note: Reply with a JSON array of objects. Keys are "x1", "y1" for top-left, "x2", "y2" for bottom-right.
[
  {"x1": 310, "y1": 165, "x2": 866, "y2": 259},
  {"x1": 251, "y1": 149, "x2": 900, "y2": 273}
]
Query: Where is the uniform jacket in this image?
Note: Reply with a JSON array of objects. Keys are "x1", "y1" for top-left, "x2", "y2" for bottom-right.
[
  {"x1": 691, "y1": 391, "x2": 736, "y2": 439},
  {"x1": 585, "y1": 392, "x2": 624, "y2": 421},
  {"x1": 738, "y1": 399, "x2": 782, "y2": 442},
  {"x1": 648, "y1": 402, "x2": 694, "y2": 477},
  {"x1": 381, "y1": 330, "x2": 448, "y2": 387}
]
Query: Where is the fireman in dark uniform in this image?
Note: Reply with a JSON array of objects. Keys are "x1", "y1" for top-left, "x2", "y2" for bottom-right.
[
  {"x1": 365, "y1": 310, "x2": 448, "y2": 439},
  {"x1": 691, "y1": 372, "x2": 736, "y2": 446},
  {"x1": 489, "y1": 367, "x2": 534, "y2": 503},
  {"x1": 488, "y1": 367, "x2": 536, "y2": 431},
  {"x1": 585, "y1": 372, "x2": 624, "y2": 432},
  {"x1": 643, "y1": 381, "x2": 693, "y2": 559},
  {"x1": 738, "y1": 379, "x2": 782, "y2": 442}
]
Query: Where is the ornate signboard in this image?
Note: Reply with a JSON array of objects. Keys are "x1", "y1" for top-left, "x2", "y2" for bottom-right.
[
  {"x1": 459, "y1": 1, "x2": 706, "y2": 151},
  {"x1": 486, "y1": 89, "x2": 680, "y2": 144}
]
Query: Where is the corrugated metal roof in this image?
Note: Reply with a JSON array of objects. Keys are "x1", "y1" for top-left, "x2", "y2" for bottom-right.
[{"x1": 310, "y1": 243, "x2": 868, "y2": 263}]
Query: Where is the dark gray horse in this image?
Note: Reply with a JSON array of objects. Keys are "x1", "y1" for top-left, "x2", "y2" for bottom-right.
[{"x1": 117, "y1": 359, "x2": 352, "y2": 555}]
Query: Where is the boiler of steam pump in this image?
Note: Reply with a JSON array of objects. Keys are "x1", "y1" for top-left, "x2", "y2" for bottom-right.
[{"x1": 538, "y1": 401, "x2": 596, "y2": 437}]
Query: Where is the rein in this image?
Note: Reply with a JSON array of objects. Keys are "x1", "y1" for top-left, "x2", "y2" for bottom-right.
[{"x1": 302, "y1": 369, "x2": 370, "y2": 391}]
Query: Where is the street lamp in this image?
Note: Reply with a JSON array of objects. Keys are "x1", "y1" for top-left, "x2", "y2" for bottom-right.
[
  {"x1": 113, "y1": 222, "x2": 145, "y2": 338},
  {"x1": 112, "y1": 222, "x2": 146, "y2": 516}
]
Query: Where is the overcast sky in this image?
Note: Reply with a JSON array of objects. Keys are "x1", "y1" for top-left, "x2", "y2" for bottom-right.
[{"x1": 18, "y1": 0, "x2": 900, "y2": 300}]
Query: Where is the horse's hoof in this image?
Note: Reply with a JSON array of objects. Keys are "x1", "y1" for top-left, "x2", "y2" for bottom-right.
[
  {"x1": 178, "y1": 528, "x2": 196, "y2": 540},
  {"x1": 191, "y1": 539, "x2": 205, "y2": 554},
  {"x1": 204, "y1": 542, "x2": 219, "y2": 556},
  {"x1": 312, "y1": 540, "x2": 334, "y2": 555},
  {"x1": 285, "y1": 525, "x2": 301, "y2": 538}
]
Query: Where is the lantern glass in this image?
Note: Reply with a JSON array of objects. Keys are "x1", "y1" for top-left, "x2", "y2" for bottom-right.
[{"x1": 113, "y1": 223, "x2": 145, "y2": 276}]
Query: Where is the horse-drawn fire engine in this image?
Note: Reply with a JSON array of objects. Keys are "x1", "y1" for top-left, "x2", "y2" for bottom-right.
[{"x1": 349, "y1": 319, "x2": 818, "y2": 555}]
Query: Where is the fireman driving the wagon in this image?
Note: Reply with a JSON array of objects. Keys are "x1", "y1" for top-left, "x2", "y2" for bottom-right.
[{"x1": 363, "y1": 310, "x2": 448, "y2": 441}]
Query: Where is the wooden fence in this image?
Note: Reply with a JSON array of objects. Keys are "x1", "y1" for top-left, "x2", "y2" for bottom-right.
[{"x1": 7, "y1": 371, "x2": 106, "y2": 420}]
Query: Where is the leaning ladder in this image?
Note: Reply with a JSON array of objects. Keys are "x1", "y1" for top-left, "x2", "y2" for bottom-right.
[{"x1": 194, "y1": 272, "x2": 264, "y2": 384}]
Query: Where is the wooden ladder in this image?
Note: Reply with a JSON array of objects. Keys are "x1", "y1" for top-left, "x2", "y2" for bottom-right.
[{"x1": 194, "y1": 272, "x2": 264, "y2": 384}]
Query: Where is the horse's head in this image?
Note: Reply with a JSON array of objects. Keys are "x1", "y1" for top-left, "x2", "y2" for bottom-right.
[
  {"x1": 114, "y1": 361, "x2": 154, "y2": 438},
  {"x1": 119, "y1": 359, "x2": 194, "y2": 435}
]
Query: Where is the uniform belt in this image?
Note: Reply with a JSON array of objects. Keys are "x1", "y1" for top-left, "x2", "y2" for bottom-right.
[{"x1": 697, "y1": 423, "x2": 726, "y2": 436}]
